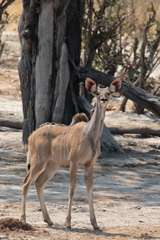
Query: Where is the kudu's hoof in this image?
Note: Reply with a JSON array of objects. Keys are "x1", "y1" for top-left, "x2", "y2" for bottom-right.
[
  {"x1": 20, "y1": 216, "x2": 26, "y2": 223},
  {"x1": 44, "y1": 219, "x2": 53, "y2": 226},
  {"x1": 94, "y1": 225, "x2": 100, "y2": 231},
  {"x1": 66, "y1": 226, "x2": 71, "y2": 231}
]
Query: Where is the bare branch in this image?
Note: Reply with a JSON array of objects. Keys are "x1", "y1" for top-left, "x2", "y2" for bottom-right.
[{"x1": 138, "y1": 3, "x2": 157, "y2": 88}]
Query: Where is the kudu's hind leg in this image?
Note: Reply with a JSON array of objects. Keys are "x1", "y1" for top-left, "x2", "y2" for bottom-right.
[
  {"x1": 20, "y1": 163, "x2": 43, "y2": 222},
  {"x1": 35, "y1": 160, "x2": 59, "y2": 226},
  {"x1": 20, "y1": 172, "x2": 31, "y2": 222},
  {"x1": 84, "y1": 164, "x2": 99, "y2": 230}
]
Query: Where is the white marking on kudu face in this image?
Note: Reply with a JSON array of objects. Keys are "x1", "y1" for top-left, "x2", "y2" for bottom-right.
[{"x1": 97, "y1": 87, "x2": 111, "y2": 105}]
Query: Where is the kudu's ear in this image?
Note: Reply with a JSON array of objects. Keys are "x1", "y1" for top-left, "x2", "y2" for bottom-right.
[
  {"x1": 109, "y1": 78, "x2": 122, "y2": 93},
  {"x1": 85, "y1": 78, "x2": 97, "y2": 93}
]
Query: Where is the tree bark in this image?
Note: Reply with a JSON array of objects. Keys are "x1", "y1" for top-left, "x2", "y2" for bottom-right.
[
  {"x1": 52, "y1": 43, "x2": 70, "y2": 123},
  {"x1": 62, "y1": 0, "x2": 85, "y2": 124},
  {"x1": 35, "y1": 0, "x2": 54, "y2": 128},
  {"x1": 18, "y1": 0, "x2": 38, "y2": 144},
  {"x1": 119, "y1": 97, "x2": 128, "y2": 112}
]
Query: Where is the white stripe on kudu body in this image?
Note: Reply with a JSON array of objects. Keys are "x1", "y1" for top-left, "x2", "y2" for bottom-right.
[{"x1": 20, "y1": 78, "x2": 122, "y2": 230}]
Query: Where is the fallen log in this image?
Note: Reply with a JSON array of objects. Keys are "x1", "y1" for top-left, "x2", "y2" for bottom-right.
[
  {"x1": 109, "y1": 127, "x2": 160, "y2": 137},
  {"x1": 0, "y1": 119, "x2": 22, "y2": 129}
]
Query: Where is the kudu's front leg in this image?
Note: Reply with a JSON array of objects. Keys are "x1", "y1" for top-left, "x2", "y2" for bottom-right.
[
  {"x1": 84, "y1": 164, "x2": 99, "y2": 230},
  {"x1": 66, "y1": 162, "x2": 78, "y2": 229}
]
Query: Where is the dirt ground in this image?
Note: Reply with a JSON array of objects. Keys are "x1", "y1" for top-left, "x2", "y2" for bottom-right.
[{"x1": 0, "y1": 31, "x2": 160, "y2": 240}]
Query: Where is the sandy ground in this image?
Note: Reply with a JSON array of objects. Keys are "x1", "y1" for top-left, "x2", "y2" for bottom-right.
[{"x1": 0, "y1": 31, "x2": 160, "y2": 240}]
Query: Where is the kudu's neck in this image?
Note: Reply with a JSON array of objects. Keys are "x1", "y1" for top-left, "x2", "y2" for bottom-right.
[{"x1": 84, "y1": 98, "x2": 106, "y2": 142}]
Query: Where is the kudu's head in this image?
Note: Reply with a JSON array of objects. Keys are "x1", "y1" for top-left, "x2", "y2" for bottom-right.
[{"x1": 85, "y1": 78, "x2": 122, "y2": 108}]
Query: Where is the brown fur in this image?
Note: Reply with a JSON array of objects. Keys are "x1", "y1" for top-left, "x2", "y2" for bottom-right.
[
  {"x1": 70, "y1": 113, "x2": 88, "y2": 125},
  {"x1": 40, "y1": 113, "x2": 88, "y2": 128}
]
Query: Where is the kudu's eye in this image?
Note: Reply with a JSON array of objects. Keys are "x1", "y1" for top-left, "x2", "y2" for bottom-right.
[{"x1": 96, "y1": 92, "x2": 99, "y2": 96}]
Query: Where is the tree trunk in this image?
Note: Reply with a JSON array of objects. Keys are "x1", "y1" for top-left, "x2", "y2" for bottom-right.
[
  {"x1": 52, "y1": 43, "x2": 70, "y2": 123},
  {"x1": 18, "y1": 0, "x2": 38, "y2": 144},
  {"x1": 35, "y1": 0, "x2": 54, "y2": 128},
  {"x1": 18, "y1": 0, "x2": 85, "y2": 144},
  {"x1": 62, "y1": 0, "x2": 85, "y2": 124}
]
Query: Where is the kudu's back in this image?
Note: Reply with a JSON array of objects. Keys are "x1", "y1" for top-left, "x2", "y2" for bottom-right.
[{"x1": 28, "y1": 121, "x2": 95, "y2": 169}]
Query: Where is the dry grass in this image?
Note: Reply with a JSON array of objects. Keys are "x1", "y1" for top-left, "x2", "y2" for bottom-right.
[{"x1": 5, "y1": 0, "x2": 22, "y2": 31}]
